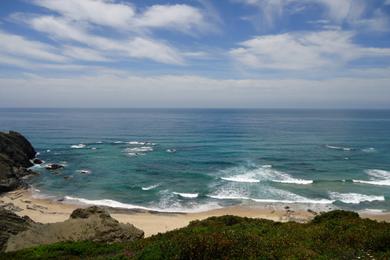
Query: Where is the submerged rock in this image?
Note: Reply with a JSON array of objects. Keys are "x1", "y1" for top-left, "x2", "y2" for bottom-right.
[
  {"x1": 5, "y1": 206, "x2": 144, "y2": 252},
  {"x1": 0, "y1": 131, "x2": 37, "y2": 193}
]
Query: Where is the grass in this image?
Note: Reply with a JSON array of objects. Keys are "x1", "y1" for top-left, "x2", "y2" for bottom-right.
[{"x1": 3, "y1": 210, "x2": 390, "y2": 259}]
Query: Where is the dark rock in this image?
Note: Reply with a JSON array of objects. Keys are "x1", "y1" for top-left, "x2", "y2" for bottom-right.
[
  {"x1": 0, "y1": 208, "x2": 35, "y2": 252},
  {"x1": 0, "y1": 131, "x2": 36, "y2": 168},
  {"x1": 70, "y1": 206, "x2": 110, "y2": 219},
  {"x1": 32, "y1": 158, "x2": 43, "y2": 165},
  {"x1": 0, "y1": 131, "x2": 37, "y2": 193},
  {"x1": 5, "y1": 206, "x2": 144, "y2": 252},
  {"x1": 45, "y1": 164, "x2": 64, "y2": 170}
]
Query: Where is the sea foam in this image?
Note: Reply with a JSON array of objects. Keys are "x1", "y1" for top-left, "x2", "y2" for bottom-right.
[
  {"x1": 70, "y1": 144, "x2": 86, "y2": 149},
  {"x1": 173, "y1": 192, "x2": 199, "y2": 198},
  {"x1": 329, "y1": 192, "x2": 385, "y2": 204},
  {"x1": 326, "y1": 145, "x2": 352, "y2": 151},
  {"x1": 353, "y1": 169, "x2": 390, "y2": 186},
  {"x1": 220, "y1": 165, "x2": 312, "y2": 185},
  {"x1": 142, "y1": 184, "x2": 160, "y2": 191}
]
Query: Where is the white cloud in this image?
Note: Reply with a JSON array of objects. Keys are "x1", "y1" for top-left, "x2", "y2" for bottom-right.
[
  {"x1": 133, "y1": 4, "x2": 206, "y2": 33},
  {"x1": 230, "y1": 30, "x2": 390, "y2": 70},
  {"x1": 235, "y1": 0, "x2": 389, "y2": 31},
  {"x1": 0, "y1": 30, "x2": 67, "y2": 63},
  {"x1": 33, "y1": 0, "x2": 136, "y2": 28},
  {"x1": 30, "y1": 16, "x2": 184, "y2": 64},
  {"x1": 32, "y1": 0, "x2": 210, "y2": 33}
]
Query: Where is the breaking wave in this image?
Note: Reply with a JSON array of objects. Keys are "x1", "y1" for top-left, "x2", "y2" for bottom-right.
[
  {"x1": 329, "y1": 192, "x2": 385, "y2": 204},
  {"x1": 353, "y1": 169, "x2": 390, "y2": 186},
  {"x1": 220, "y1": 165, "x2": 312, "y2": 185}
]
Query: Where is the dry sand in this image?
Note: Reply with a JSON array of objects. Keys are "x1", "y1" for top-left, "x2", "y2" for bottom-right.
[{"x1": 1, "y1": 188, "x2": 389, "y2": 237}]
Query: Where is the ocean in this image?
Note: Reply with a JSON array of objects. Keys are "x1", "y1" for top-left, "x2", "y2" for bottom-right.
[{"x1": 1, "y1": 108, "x2": 389, "y2": 213}]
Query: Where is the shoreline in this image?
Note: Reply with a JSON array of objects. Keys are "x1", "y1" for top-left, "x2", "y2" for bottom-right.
[{"x1": 1, "y1": 188, "x2": 389, "y2": 237}]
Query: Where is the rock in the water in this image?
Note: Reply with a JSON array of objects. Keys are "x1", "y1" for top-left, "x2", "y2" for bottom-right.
[
  {"x1": 44, "y1": 164, "x2": 64, "y2": 170},
  {"x1": 5, "y1": 206, "x2": 144, "y2": 252},
  {"x1": 32, "y1": 158, "x2": 43, "y2": 165},
  {"x1": 0, "y1": 208, "x2": 35, "y2": 252},
  {"x1": 0, "y1": 131, "x2": 37, "y2": 192}
]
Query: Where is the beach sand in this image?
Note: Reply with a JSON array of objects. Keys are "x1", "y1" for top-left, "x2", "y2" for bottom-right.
[{"x1": 1, "y1": 188, "x2": 389, "y2": 237}]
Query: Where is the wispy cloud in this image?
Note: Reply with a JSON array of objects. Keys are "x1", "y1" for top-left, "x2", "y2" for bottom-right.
[
  {"x1": 230, "y1": 30, "x2": 390, "y2": 71},
  {"x1": 235, "y1": 0, "x2": 390, "y2": 31}
]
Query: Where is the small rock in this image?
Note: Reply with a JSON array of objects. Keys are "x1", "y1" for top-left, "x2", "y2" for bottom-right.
[
  {"x1": 45, "y1": 163, "x2": 64, "y2": 170},
  {"x1": 32, "y1": 158, "x2": 43, "y2": 164}
]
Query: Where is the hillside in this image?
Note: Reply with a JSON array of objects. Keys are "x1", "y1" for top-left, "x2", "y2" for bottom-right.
[{"x1": 3, "y1": 210, "x2": 390, "y2": 259}]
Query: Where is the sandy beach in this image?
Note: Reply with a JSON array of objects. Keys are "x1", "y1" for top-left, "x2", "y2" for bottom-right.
[{"x1": 1, "y1": 188, "x2": 389, "y2": 237}]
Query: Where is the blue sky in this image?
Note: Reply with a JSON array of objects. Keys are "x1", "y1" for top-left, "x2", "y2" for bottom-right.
[{"x1": 0, "y1": 0, "x2": 390, "y2": 108}]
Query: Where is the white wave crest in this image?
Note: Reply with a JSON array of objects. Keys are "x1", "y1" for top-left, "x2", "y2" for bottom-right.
[
  {"x1": 220, "y1": 165, "x2": 312, "y2": 185},
  {"x1": 173, "y1": 192, "x2": 199, "y2": 198},
  {"x1": 71, "y1": 144, "x2": 86, "y2": 149},
  {"x1": 128, "y1": 141, "x2": 146, "y2": 145},
  {"x1": 142, "y1": 184, "x2": 160, "y2": 191},
  {"x1": 221, "y1": 176, "x2": 260, "y2": 183},
  {"x1": 76, "y1": 169, "x2": 91, "y2": 175},
  {"x1": 64, "y1": 196, "x2": 219, "y2": 213},
  {"x1": 353, "y1": 169, "x2": 390, "y2": 186},
  {"x1": 329, "y1": 192, "x2": 385, "y2": 204},
  {"x1": 208, "y1": 186, "x2": 332, "y2": 204},
  {"x1": 362, "y1": 147, "x2": 376, "y2": 153},
  {"x1": 125, "y1": 146, "x2": 153, "y2": 153},
  {"x1": 326, "y1": 145, "x2": 352, "y2": 151}
]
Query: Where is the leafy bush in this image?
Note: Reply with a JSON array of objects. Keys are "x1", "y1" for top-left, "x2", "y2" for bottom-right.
[{"x1": 3, "y1": 210, "x2": 390, "y2": 259}]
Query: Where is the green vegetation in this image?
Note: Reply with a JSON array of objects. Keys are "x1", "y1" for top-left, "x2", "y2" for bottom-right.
[{"x1": 3, "y1": 210, "x2": 390, "y2": 259}]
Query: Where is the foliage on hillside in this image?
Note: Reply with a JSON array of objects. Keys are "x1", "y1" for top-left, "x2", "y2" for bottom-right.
[{"x1": 3, "y1": 210, "x2": 390, "y2": 259}]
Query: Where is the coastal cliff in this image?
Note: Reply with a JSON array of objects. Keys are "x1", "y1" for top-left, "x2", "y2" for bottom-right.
[{"x1": 0, "y1": 131, "x2": 37, "y2": 192}]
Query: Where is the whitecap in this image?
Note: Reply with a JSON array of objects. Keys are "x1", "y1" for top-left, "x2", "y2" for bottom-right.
[
  {"x1": 70, "y1": 144, "x2": 86, "y2": 149},
  {"x1": 272, "y1": 179, "x2": 313, "y2": 185},
  {"x1": 76, "y1": 169, "x2": 91, "y2": 174},
  {"x1": 46, "y1": 150, "x2": 51, "y2": 153},
  {"x1": 353, "y1": 169, "x2": 390, "y2": 186},
  {"x1": 166, "y1": 149, "x2": 176, "y2": 153},
  {"x1": 173, "y1": 192, "x2": 199, "y2": 198},
  {"x1": 362, "y1": 147, "x2": 376, "y2": 153},
  {"x1": 220, "y1": 165, "x2": 312, "y2": 185},
  {"x1": 91, "y1": 147, "x2": 97, "y2": 150},
  {"x1": 96, "y1": 141, "x2": 103, "y2": 144},
  {"x1": 326, "y1": 145, "x2": 352, "y2": 151},
  {"x1": 142, "y1": 184, "x2": 160, "y2": 191},
  {"x1": 208, "y1": 186, "x2": 332, "y2": 204},
  {"x1": 329, "y1": 192, "x2": 385, "y2": 204},
  {"x1": 125, "y1": 146, "x2": 153, "y2": 153},
  {"x1": 221, "y1": 176, "x2": 260, "y2": 183},
  {"x1": 128, "y1": 141, "x2": 145, "y2": 145}
]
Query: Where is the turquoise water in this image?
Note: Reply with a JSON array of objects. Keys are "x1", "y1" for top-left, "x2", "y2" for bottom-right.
[{"x1": 1, "y1": 108, "x2": 389, "y2": 212}]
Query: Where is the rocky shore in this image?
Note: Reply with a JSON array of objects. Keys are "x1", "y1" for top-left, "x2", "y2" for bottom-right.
[
  {"x1": 1, "y1": 131, "x2": 389, "y2": 256},
  {"x1": 0, "y1": 131, "x2": 37, "y2": 192}
]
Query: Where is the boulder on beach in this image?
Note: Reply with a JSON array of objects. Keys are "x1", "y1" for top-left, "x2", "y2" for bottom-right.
[
  {"x1": 5, "y1": 206, "x2": 144, "y2": 252},
  {"x1": 0, "y1": 131, "x2": 37, "y2": 193}
]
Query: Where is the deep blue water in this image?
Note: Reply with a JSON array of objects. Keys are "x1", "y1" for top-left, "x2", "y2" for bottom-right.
[{"x1": 1, "y1": 108, "x2": 389, "y2": 212}]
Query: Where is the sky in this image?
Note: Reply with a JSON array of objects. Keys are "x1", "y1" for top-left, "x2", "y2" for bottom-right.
[{"x1": 0, "y1": 0, "x2": 390, "y2": 108}]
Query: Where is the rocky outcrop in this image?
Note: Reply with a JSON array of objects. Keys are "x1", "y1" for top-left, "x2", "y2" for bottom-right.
[
  {"x1": 0, "y1": 208, "x2": 35, "y2": 252},
  {"x1": 0, "y1": 131, "x2": 37, "y2": 192},
  {"x1": 5, "y1": 206, "x2": 144, "y2": 252}
]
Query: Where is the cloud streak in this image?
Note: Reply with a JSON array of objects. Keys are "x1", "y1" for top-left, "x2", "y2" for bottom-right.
[{"x1": 230, "y1": 30, "x2": 390, "y2": 70}]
